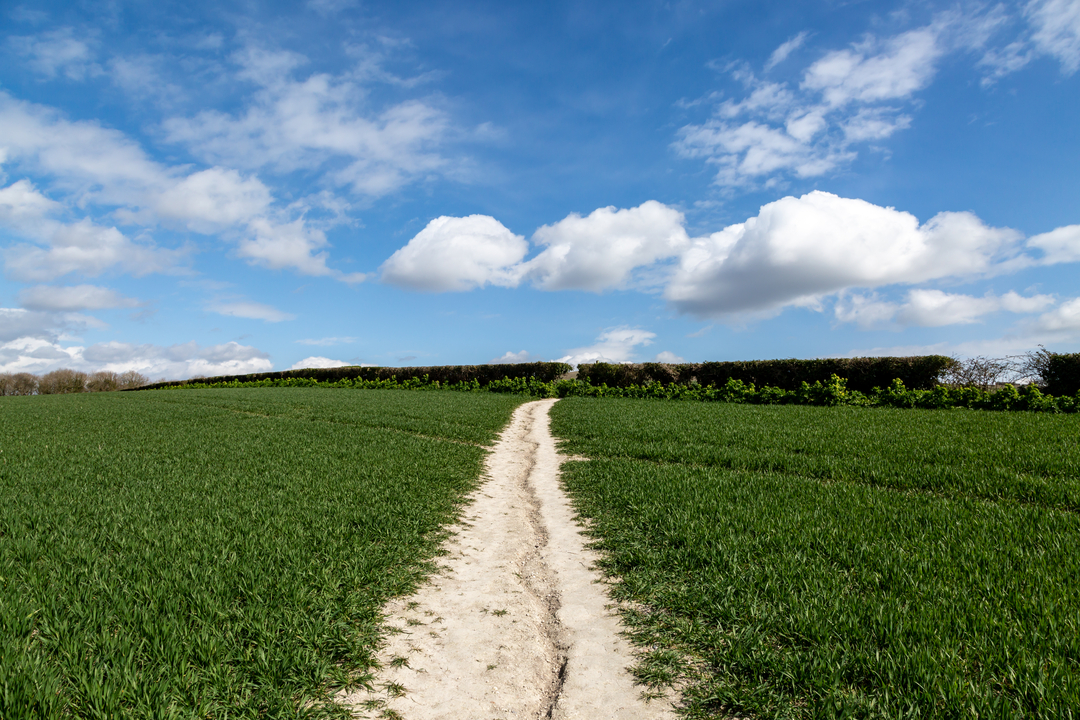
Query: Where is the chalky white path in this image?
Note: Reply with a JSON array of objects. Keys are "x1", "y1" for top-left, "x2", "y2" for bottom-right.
[{"x1": 343, "y1": 398, "x2": 676, "y2": 719}]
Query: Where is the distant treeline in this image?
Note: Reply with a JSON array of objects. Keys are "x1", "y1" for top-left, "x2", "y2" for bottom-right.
[{"x1": 1, "y1": 369, "x2": 149, "y2": 396}]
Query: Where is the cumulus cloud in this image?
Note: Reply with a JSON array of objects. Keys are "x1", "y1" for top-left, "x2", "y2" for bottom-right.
[
  {"x1": 379, "y1": 193, "x2": 1080, "y2": 331},
  {"x1": 835, "y1": 289, "x2": 1056, "y2": 328},
  {"x1": 0, "y1": 308, "x2": 67, "y2": 343},
  {"x1": 665, "y1": 191, "x2": 1026, "y2": 318},
  {"x1": 488, "y1": 350, "x2": 542, "y2": 364},
  {"x1": 524, "y1": 201, "x2": 689, "y2": 291},
  {"x1": 381, "y1": 215, "x2": 528, "y2": 291},
  {"x1": 0, "y1": 335, "x2": 273, "y2": 378},
  {"x1": 152, "y1": 167, "x2": 273, "y2": 231},
  {"x1": 655, "y1": 350, "x2": 685, "y2": 363},
  {"x1": 207, "y1": 300, "x2": 296, "y2": 322},
  {"x1": 1028, "y1": 224, "x2": 1080, "y2": 263},
  {"x1": 162, "y1": 47, "x2": 450, "y2": 196},
  {"x1": 382, "y1": 202, "x2": 688, "y2": 294},
  {"x1": 289, "y1": 356, "x2": 349, "y2": 370},
  {"x1": 17, "y1": 284, "x2": 140, "y2": 312},
  {"x1": 0, "y1": 92, "x2": 360, "y2": 280},
  {"x1": 3, "y1": 218, "x2": 186, "y2": 282},
  {"x1": 557, "y1": 327, "x2": 656, "y2": 367}
]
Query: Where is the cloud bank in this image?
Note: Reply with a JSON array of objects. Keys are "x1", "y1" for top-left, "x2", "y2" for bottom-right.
[{"x1": 380, "y1": 191, "x2": 1080, "y2": 337}]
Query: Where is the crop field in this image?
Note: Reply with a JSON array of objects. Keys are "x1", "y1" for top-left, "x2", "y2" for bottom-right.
[
  {"x1": 550, "y1": 398, "x2": 1080, "y2": 718},
  {"x1": 0, "y1": 388, "x2": 525, "y2": 718}
]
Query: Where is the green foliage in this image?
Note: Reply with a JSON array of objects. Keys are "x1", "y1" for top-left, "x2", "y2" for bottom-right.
[
  {"x1": 1045, "y1": 352, "x2": 1080, "y2": 397},
  {"x1": 144, "y1": 362, "x2": 572, "y2": 390},
  {"x1": 550, "y1": 397, "x2": 1080, "y2": 719},
  {"x1": 578, "y1": 355, "x2": 953, "y2": 392},
  {"x1": 149, "y1": 372, "x2": 1080, "y2": 415},
  {"x1": 0, "y1": 389, "x2": 524, "y2": 718}
]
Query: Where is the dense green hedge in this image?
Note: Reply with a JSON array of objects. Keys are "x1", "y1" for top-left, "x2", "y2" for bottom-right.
[
  {"x1": 578, "y1": 356, "x2": 953, "y2": 393},
  {"x1": 140, "y1": 362, "x2": 572, "y2": 390},
  {"x1": 156, "y1": 372, "x2": 1080, "y2": 414},
  {"x1": 1044, "y1": 353, "x2": 1080, "y2": 397}
]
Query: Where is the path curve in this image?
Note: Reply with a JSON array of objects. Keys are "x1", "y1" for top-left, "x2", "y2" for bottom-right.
[{"x1": 342, "y1": 398, "x2": 676, "y2": 719}]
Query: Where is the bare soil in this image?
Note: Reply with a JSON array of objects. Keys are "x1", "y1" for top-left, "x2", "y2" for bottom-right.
[{"x1": 342, "y1": 398, "x2": 676, "y2": 719}]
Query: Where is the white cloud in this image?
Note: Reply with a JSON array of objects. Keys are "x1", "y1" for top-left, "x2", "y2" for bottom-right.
[
  {"x1": 207, "y1": 300, "x2": 296, "y2": 322},
  {"x1": 766, "y1": 32, "x2": 809, "y2": 71},
  {"x1": 381, "y1": 215, "x2": 528, "y2": 292},
  {"x1": 1030, "y1": 297, "x2": 1080, "y2": 336},
  {"x1": 524, "y1": 201, "x2": 689, "y2": 291},
  {"x1": 489, "y1": 350, "x2": 541, "y2": 364},
  {"x1": 1026, "y1": 0, "x2": 1080, "y2": 74},
  {"x1": 0, "y1": 336, "x2": 273, "y2": 379},
  {"x1": 836, "y1": 289, "x2": 1056, "y2": 328},
  {"x1": 153, "y1": 167, "x2": 273, "y2": 231},
  {"x1": 801, "y1": 27, "x2": 942, "y2": 107},
  {"x1": 3, "y1": 217, "x2": 187, "y2": 282},
  {"x1": 9, "y1": 27, "x2": 99, "y2": 80},
  {"x1": 0, "y1": 92, "x2": 360, "y2": 280},
  {"x1": 557, "y1": 327, "x2": 656, "y2": 367},
  {"x1": 0, "y1": 308, "x2": 67, "y2": 342},
  {"x1": 296, "y1": 336, "x2": 357, "y2": 346},
  {"x1": 665, "y1": 191, "x2": 1025, "y2": 318},
  {"x1": 0, "y1": 177, "x2": 186, "y2": 280},
  {"x1": 18, "y1": 284, "x2": 140, "y2": 312},
  {"x1": 240, "y1": 218, "x2": 346, "y2": 279},
  {"x1": 655, "y1": 350, "x2": 685, "y2": 363},
  {"x1": 289, "y1": 356, "x2": 349, "y2": 370},
  {"x1": 162, "y1": 47, "x2": 450, "y2": 196},
  {"x1": 1028, "y1": 224, "x2": 1080, "y2": 263},
  {"x1": 673, "y1": 10, "x2": 1043, "y2": 187},
  {"x1": 674, "y1": 21, "x2": 946, "y2": 187}
]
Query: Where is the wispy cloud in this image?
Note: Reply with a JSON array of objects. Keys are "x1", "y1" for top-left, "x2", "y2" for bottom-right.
[
  {"x1": 207, "y1": 300, "x2": 296, "y2": 322},
  {"x1": 296, "y1": 336, "x2": 358, "y2": 346}
]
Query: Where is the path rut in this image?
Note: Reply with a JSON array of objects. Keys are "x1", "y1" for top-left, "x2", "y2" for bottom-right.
[{"x1": 342, "y1": 398, "x2": 676, "y2": 719}]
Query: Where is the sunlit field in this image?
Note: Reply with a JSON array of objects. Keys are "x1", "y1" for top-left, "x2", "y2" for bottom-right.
[
  {"x1": 551, "y1": 398, "x2": 1080, "y2": 719},
  {"x1": 0, "y1": 389, "x2": 525, "y2": 719}
]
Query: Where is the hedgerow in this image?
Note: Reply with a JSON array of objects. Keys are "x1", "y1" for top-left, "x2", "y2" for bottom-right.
[{"x1": 155, "y1": 372, "x2": 1080, "y2": 413}]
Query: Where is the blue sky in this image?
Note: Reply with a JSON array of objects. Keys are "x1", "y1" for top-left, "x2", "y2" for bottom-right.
[{"x1": 1, "y1": 0, "x2": 1078, "y2": 379}]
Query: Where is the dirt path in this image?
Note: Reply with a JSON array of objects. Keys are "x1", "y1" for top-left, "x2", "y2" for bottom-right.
[{"x1": 342, "y1": 398, "x2": 676, "y2": 719}]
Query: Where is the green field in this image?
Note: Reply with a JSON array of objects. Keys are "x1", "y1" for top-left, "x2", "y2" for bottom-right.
[
  {"x1": 550, "y1": 398, "x2": 1080, "y2": 719},
  {"x1": 0, "y1": 388, "x2": 525, "y2": 718}
]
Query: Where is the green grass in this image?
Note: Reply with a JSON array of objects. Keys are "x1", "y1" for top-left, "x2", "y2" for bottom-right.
[
  {"x1": 550, "y1": 398, "x2": 1080, "y2": 719},
  {"x1": 0, "y1": 388, "x2": 525, "y2": 719}
]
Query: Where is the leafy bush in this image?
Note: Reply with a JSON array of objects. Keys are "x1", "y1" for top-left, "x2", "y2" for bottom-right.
[
  {"x1": 1044, "y1": 352, "x2": 1080, "y2": 397},
  {"x1": 578, "y1": 356, "x2": 953, "y2": 392},
  {"x1": 142, "y1": 361, "x2": 572, "y2": 390}
]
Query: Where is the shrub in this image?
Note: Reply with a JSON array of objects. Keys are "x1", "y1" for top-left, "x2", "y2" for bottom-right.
[
  {"x1": 578, "y1": 356, "x2": 952, "y2": 392},
  {"x1": 87, "y1": 371, "x2": 121, "y2": 392},
  {"x1": 37, "y1": 369, "x2": 88, "y2": 394},
  {"x1": 1044, "y1": 352, "x2": 1080, "y2": 397},
  {"x1": 0, "y1": 373, "x2": 39, "y2": 396}
]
